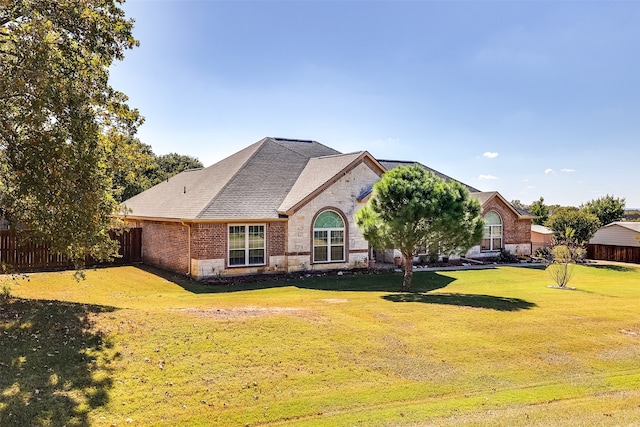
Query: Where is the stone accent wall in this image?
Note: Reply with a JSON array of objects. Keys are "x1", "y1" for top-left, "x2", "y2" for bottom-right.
[
  {"x1": 135, "y1": 220, "x2": 189, "y2": 274},
  {"x1": 287, "y1": 162, "x2": 380, "y2": 271}
]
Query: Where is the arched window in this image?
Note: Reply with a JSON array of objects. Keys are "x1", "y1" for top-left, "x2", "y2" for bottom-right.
[
  {"x1": 313, "y1": 210, "x2": 345, "y2": 263},
  {"x1": 482, "y1": 211, "x2": 503, "y2": 251}
]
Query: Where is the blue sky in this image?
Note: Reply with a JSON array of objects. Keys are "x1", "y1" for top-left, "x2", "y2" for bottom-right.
[{"x1": 109, "y1": 0, "x2": 640, "y2": 208}]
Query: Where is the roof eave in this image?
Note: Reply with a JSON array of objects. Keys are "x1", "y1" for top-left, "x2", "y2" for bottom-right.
[{"x1": 118, "y1": 215, "x2": 287, "y2": 224}]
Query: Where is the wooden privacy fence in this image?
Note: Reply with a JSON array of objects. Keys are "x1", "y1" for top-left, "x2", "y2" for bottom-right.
[
  {"x1": 587, "y1": 244, "x2": 640, "y2": 264},
  {"x1": 0, "y1": 228, "x2": 142, "y2": 272}
]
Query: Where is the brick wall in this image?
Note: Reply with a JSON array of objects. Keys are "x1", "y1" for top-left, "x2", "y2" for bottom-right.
[
  {"x1": 267, "y1": 222, "x2": 286, "y2": 257},
  {"x1": 191, "y1": 223, "x2": 226, "y2": 260},
  {"x1": 136, "y1": 220, "x2": 189, "y2": 274},
  {"x1": 190, "y1": 221, "x2": 285, "y2": 262}
]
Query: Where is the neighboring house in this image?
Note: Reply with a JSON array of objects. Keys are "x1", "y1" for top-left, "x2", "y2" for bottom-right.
[
  {"x1": 122, "y1": 137, "x2": 385, "y2": 279},
  {"x1": 122, "y1": 137, "x2": 535, "y2": 278},
  {"x1": 374, "y1": 161, "x2": 534, "y2": 261},
  {"x1": 588, "y1": 222, "x2": 640, "y2": 264},
  {"x1": 465, "y1": 192, "x2": 535, "y2": 258},
  {"x1": 531, "y1": 224, "x2": 554, "y2": 253}
]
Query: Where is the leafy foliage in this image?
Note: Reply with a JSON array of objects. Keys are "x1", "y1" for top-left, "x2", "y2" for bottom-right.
[
  {"x1": 545, "y1": 207, "x2": 600, "y2": 245},
  {"x1": 625, "y1": 210, "x2": 640, "y2": 222},
  {"x1": 581, "y1": 194, "x2": 625, "y2": 226},
  {"x1": 529, "y1": 197, "x2": 549, "y2": 225},
  {"x1": 510, "y1": 199, "x2": 526, "y2": 210},
  {"x1": 112, "y1": 146, "x2": 203, "y2": 202},
  {"x1": 0, "y1": 0, "x2": 140, "y2": 265},
  {"x1": 356, "y1": 165, "x2": 483, "y2": 291}
]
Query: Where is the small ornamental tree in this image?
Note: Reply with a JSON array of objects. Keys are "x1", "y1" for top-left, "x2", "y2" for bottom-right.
[
  {"x1": 548, "y1": 244, "x2": 574, "y2": 288},
  {"x1": 547, "y1": 227, "x2": 579, "y2": 288},
  {"x1": 355, "y1": 165, "x2": 484, "y2": 292}
]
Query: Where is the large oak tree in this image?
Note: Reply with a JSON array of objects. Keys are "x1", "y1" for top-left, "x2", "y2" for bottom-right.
[
  {"x1": 356, "y1": 165, "x2": 484, "y2": 292},
  {"x1": 1, "y1": 0, "x2": 141, "y2": 265}
]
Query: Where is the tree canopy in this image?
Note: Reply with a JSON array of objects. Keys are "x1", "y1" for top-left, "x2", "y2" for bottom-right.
[
  {"x1": 356, "y1": 165, "x2": 484, "y2": 291},
  {"x1": 112, "y1": 146, "x2": 204, "y2": 203},
  {"x1": 1, "y1": 0, "x2": 140, "y2": 264},
  {"x1": 581, "y1": 195, "x2": 625, "y2": 226},
  {"x1": 529, "y1": 197, "x2": 549, "y2": 225},
  {"x1": 545, "y1": 207, "x2": 600, "y2": 245}
]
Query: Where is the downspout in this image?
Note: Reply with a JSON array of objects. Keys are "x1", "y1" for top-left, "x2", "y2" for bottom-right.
[{"x1": 181, "y1": 221, "x2": 191, "y2": 276}]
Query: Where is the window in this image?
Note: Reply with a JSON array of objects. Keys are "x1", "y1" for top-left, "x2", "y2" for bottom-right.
[
  {"x1": 228, "y1": 225, "x2": 265, "y2": 266},
  {"x1": 313, "y1": 210, "x2": 345, "y2": 263},
  {"x1": 481, "y1": 211, "x2": 502, "y2": 251}
]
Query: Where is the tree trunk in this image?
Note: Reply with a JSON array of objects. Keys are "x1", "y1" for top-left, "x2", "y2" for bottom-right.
[{"x1": 401, "y1": 253, "x2": 413, "y2": 292}]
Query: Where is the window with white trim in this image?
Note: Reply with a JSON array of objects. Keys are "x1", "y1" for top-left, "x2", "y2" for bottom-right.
[
  {"x1": 481, "y1": 211, "x2": 502, "y2": 251},
  {"x1": 228, "y1": 224, "x2": 265, "y2": 266},
  {"x1": 313, "y1": 211, "x2": 345, "y2": 263}
]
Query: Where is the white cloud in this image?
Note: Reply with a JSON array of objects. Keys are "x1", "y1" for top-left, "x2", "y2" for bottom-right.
[
  {"x1": 544, "y1": 168, "x2": 555, "y2": 174},
  {"x1": 526, "y1": 185, "x2": 535, "y2": 189},
  {"x1": 561, "y1": 168, "x2": 576, "y2": 173},
  {"x1": 483, "y1": 152, "x2": 499, "y2": 159},
  {"x1": 479, "y1": 174, "x2": 498, "y2": 180}
]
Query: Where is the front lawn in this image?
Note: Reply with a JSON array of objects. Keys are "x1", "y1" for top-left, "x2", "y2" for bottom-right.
[{"x1": 1, "y1": 264, "x2": 639, "y2": 426}]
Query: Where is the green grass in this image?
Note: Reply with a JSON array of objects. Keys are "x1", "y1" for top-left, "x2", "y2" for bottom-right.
[{"x1": 2, "y1": 263, "x2": 640, "y2": 426}]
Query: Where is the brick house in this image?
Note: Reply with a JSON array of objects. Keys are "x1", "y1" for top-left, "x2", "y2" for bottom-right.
[
  {"x1": 465, "y1": 191, "x2": 535, "y2": 258},
  {"x1": 122, "y1": 137, "x2": 385, "y2": 278},
  {"x1": 372, "y1": 161, "x2": 534, "y2": 262},
  {"x1": 122, "y1": 137, "x2": 533, "y2": 279}
]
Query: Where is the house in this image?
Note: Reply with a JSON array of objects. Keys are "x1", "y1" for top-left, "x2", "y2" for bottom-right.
[
  {"x1": 464, "y1": 191, "x2": 535, "y2": 259},
  {"x1": 372, "y1": 161, "x2": 535, "y2": 262},
  {"x1": 588, "y1": 222, "x2": 640, "y2": 263},
  {"x1": 122, "y1": 137, "x2": 385, "y2": 279},
  {"x1": 122, "y1": 137, "x2": 534, "y2": 279},
  {"x1": 531, "y1": 224, "x2": 554, "y2": 254}
]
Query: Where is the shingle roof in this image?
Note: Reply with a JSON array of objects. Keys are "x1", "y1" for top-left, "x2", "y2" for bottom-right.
[
  {"x1": 278, "y1": 152, "x2": 375, "y2": 215},
  {"x1": 470, "y1": 191, "x2": 537, "y2": 219},
  {"x1": 122, "y1": 137, "x2": 340, "y2": 220},
  {"x1": 377, "y1": 160, "x2": 479, "y2": 192}
]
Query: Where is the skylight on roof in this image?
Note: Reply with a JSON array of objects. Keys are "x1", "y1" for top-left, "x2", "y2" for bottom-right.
[{"x1": 273, "y1": 137, "x2": 313, "y2": 143}]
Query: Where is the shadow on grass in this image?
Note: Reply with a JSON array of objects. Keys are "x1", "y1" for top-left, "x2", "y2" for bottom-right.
[
  {"x1": 382, "y1": 292, "x2": 536, "y2": 311},
  {"x1": 0, "y1": 298, "x2": 118, "y2": 426},
  {"x1": 586, "y1": 264, "x2": 638, "y2": 273},
  {"x1": 134, "y1": 264, "x2": 455, "y2": 294},
  {"x1": 522, "y1": 264, "x2": 547, "y2": 271}
]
